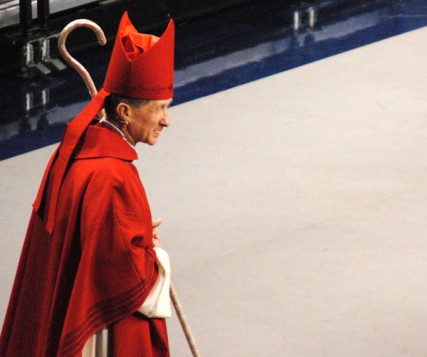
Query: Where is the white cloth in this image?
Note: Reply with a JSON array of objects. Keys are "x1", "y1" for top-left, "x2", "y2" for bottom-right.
[
  {"x1": 82, "y1": 335, "x2": 95, "y2": 357},
  {"x1": 138, "y1": 247, "x2": 172, "y2": 318}
]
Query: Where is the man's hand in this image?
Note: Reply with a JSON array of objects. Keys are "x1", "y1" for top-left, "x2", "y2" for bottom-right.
[{"x1": 152, "y1": 218, "x2": 162, "y2": 247}]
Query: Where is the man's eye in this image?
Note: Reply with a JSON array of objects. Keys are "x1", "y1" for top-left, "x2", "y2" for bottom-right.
[{"x1": 157, "y1": 106, "x2": 167, "y2": 112}]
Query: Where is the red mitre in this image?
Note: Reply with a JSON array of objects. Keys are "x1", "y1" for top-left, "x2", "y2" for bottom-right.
[{"x1": 104, "y1": 12, "x2": 175, "y2": 100}]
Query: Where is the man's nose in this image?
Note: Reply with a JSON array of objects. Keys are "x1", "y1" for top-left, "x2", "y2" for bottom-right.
[{"x1": 161, "y1": 109, "x2": 171, "y2": 127}]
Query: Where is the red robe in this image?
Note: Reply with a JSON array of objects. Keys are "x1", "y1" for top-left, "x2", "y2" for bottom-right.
[{"x1": 0, "y1": 122, "x2": 169, "y2": 356}]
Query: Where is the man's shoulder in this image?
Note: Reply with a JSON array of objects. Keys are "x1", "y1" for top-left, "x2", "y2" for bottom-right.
[{"x1": 68, "y1": 154, "x2": 138, "y2": 190}]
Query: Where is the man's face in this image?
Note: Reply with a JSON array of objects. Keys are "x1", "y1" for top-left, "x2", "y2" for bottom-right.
[{"x1": 127, "y1": 98, "x2": 173, "y2": 145}]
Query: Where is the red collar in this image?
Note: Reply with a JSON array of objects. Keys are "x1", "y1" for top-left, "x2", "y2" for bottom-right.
[{"x1": 74, "y1": 123, "x2": 138, "y2": 161}]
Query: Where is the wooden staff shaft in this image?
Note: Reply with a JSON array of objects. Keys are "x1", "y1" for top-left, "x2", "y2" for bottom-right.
[{"x1": 170, "y1": 282, "x2": 202, "y2": 357}]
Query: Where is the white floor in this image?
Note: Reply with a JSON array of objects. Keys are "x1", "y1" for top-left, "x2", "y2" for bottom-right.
[{"x1": 1, "y1": 27, "x2": 427, "y2": 356}]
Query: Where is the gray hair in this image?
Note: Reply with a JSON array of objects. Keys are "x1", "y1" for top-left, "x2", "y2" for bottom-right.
[{"x1": 104, "y1": 94, "x2": 149, "y2": 124}]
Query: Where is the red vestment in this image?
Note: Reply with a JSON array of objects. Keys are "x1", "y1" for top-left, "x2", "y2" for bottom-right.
[{"x1": 0, "y1": 122, "x2": 169, "y2": 356}]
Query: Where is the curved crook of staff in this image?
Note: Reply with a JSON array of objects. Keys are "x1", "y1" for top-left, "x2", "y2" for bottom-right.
[{"x1": 58, "y1": 19, "x2": 107, "y2": 99}]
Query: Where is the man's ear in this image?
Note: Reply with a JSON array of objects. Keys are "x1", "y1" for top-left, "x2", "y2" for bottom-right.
[{"x1": 116, "y1": 102, "x2": 130, "y2": 121}]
